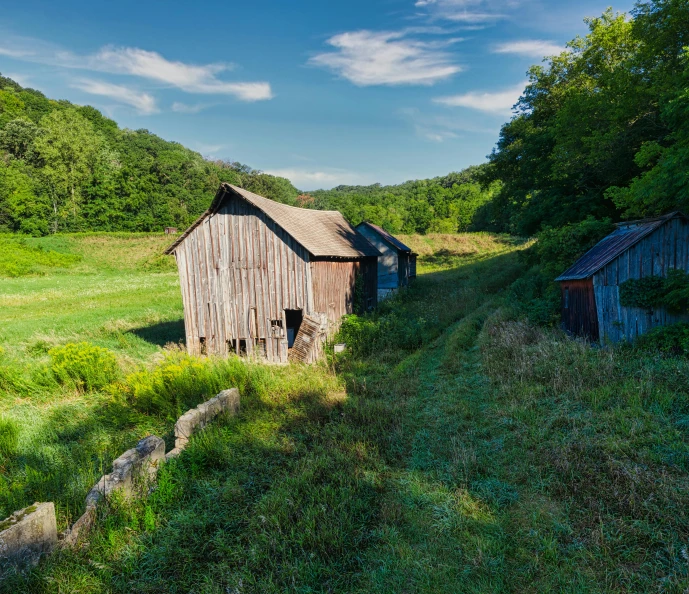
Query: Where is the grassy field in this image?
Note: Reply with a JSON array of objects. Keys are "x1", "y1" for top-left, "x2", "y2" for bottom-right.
[{"x1": 2, "y1": 232, "x2": 689, "y2": 592}]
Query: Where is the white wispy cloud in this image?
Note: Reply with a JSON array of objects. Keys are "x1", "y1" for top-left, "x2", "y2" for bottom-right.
[
  {"x1": 171, "y1": 101, "x2": 208, "y2": 114},
  {"x1": 433, "y1": 82, "x2": 525, "y2": 114},
  {"x1": 0, "y1": 46, "x2": 35, "y2": 58},
  {"x1": 86, "y1": 47, "x2": 273, "y2": 101},
  {"x1": 399, "y1": 106, "x2": 498, "y2": 141},
  {"x1": 265, "y1": 168, "x2": 373, "y2": 189},
  {"x1": 193, "y1": 142, "x2": 228, "y2": 158},
  {"x1": 72, "y1": 79, "x2": 159, "y2": 114},
  {"x1": 493, "y1": 40, "x2": 566, "y2": 57},
  {"x1": 0, "y1": 37, "x2": 273, "y2": 102},
  {"x1": 309, "y1": 30, "x2": 462, "y2": 86},
  {"x1": 414, "y1": 0, "x2": 518, "y2": 24}
]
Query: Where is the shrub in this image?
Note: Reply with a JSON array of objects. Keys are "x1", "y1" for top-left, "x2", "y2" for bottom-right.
[
  {"x1": 49, "y1": 342, "x2": 120, "y2": 391},
  {"x1": 115, "y1": 352, "x2": 249, "y2": 419},
  {"x1": 337, "y1": 315, "x2": 381, "y2": 359},
  {"x1": 637, "y1": 323, "x2": 689, "y2": 356}
]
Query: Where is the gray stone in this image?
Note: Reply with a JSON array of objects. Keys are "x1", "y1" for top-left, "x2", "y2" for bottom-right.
[
  {"x1": 0, "y1": 502, "x2": 57, "y2": 567},
  {"x1": 173, "y1": 389, "x2": 240, "y2": 452},
  {"x1": 217, "y1": 388, "x2": 240, "y2": 414},
  {"x1": 59, "y1": 505, "x2": 96, "y2": 548},
  {"x1": 87, "y1": 435, "x2": 165, "y2": 504}
]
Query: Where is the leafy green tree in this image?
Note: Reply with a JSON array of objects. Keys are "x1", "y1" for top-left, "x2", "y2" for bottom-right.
[
  {"x1": 0, "y1": 118, "x2": 39, "y2": 160},
  {"x1": 32, "y1": 109, "x2": 105, "y2": 231}
]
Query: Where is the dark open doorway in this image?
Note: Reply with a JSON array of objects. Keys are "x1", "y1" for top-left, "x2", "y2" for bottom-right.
[{"x1": 284, "y1": 309, "x2": 303, "y2": 348}]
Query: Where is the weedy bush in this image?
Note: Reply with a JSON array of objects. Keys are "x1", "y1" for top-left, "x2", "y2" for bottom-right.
[
  {"x1": 637, "y1": 322, "x2": 689, "y2": 356},
  {"x1": 49, "y1": 342, "x2": 120, "y2": 392},
  {"x1": 114, "y1": 352, "x2": 250, "y2": 419}
]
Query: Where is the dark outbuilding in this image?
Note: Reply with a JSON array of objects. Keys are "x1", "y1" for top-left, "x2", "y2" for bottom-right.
[{"x1": 555, "y1": 211, "x2": 689, "y2": 343}]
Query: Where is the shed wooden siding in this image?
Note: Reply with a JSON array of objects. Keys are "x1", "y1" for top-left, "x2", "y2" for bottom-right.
[
  {"x1": 175, "y1": 194, "x2": 313, "y2": 361},
  {"x1": 593, "y1": 216, "x2": 689, "y2": 343},
  {"x1": 560, "y1": 279, "x2": 599, "y2": 341}
]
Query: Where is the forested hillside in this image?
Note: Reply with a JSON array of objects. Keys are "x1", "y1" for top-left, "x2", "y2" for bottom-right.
[
  {"x1": 305, "y1": 166, "x2": 499, "y2": 234},
  {"x1": 0, "y1": 74, "x2": 498, "y2": 237},
  {"x1": 482, "y1": 0, "x2": 689, "y2": 235},
  {"x1": 0, "y1": 75, "x2": 300, "y2": 235}
]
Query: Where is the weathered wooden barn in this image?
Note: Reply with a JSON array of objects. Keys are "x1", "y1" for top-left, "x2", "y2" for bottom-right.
[
  {"x1": 555, "y1": 212, "x2": 689, "y2": 343},
  {"x1": 166, "y1": 184, "x2": 380, "y2": 363},
  {"x1": 355, "y1": 222, "x2": 417, "y2": 299}
]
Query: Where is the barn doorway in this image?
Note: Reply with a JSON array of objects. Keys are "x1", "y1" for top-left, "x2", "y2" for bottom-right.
[{"x1": 284, "y1": 309, "x2": 303, "y2": 348}]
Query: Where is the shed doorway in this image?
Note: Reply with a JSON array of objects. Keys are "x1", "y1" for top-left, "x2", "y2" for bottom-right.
[{"x1": 284, "y1": 309, "x2": 303, "y2": 348}]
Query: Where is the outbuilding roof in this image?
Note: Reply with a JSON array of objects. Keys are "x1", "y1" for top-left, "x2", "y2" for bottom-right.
[
  {"x1": 356, "y1": 221, "x2": 413, "y2": 253},
  {"x1": 165, "y1": 183, "x2": 380, "y2": 258},
  {"x1": 555, "y1": 211, "x2": 688, "y2": 281}
]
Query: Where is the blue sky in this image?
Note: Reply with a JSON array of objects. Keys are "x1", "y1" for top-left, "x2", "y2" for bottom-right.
[{"x1": 1, "y1": 0, "x2": 634, "y2": 190}]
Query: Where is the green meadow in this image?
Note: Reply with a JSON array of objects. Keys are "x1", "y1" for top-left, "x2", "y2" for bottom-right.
[{"x1": 2, "y1": 233, "x2": 689, "y2": 593}]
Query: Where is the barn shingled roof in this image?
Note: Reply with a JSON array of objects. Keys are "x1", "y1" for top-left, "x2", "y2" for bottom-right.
[
  {"x1": 165, "y1": 183, "x2": 380, "y2": 258},
  {"x1": 357, "y1": 221, "x2": 413, "y2": 253},
  {"x1": 555, "y1": 211, "x2": 688, "y2": 282}
]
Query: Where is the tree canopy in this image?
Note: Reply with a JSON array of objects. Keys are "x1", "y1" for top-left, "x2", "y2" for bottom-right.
[{"x1": 482, "y1": 0, "x2": 689, "y2": 235}]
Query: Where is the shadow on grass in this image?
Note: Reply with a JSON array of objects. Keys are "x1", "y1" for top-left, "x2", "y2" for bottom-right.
[{"x1": 130, "y1": 319, "x2": 185, "y2": 347}]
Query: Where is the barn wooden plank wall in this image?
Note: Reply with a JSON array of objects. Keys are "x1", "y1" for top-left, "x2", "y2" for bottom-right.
[
  {"x1": 311, "y1": 258, "x2": 377, "y2": 332},
  {"x1": 593, "y1": 216, "x2": 689, "y2": 342},
  {"x1": 176, "y1": 195, "x2": 313, "y2": 362}
]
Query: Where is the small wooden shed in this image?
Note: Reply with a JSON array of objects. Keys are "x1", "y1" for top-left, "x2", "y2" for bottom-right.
[
  {"x1": 555, "y1": 212, "x2": 689, "y2": 343},
  {"x1": 166, "y1": 184, "x2": 380, "y2": 363},
  {"x1": 355, "y1": 222, "x2": 417, "y2": 299}
]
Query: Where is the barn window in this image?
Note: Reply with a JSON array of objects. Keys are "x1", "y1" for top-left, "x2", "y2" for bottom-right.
[
  {"x1": 366, "y1": 297, "x2": 374, "y2": 310},
  {"x1": 564, "y1": 288, "x2": 570, "y2": 309}
]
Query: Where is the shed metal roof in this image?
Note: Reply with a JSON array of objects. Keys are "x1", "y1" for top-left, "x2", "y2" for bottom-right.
[
  {"x1": 165, "y1": 184, "x2": 380, "y2": 258},
  {"x1": 555, "y1": 211, "x2": 688, "y2": 281},
  {"x1": 356, "y1": 221, "x2": 413, "y2": 253}
]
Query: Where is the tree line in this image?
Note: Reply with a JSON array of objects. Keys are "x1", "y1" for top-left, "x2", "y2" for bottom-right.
[
  {"x1": 0, "y1": 75, "x2": 498, "y2": 237},
  {"x1": 0, "y1": 76, "x2": 300, "y2": 235}
]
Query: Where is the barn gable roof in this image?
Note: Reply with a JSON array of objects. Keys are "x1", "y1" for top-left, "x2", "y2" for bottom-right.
[
  {"x1": 356, "y1": 221, "x2": 413, "y2": 253},
  {"x1": 555, "y1": 211, "x2": 688, "y2": 281},
  {"x1": 165, "y1": 184, "x2": 380, "y2": 258}
]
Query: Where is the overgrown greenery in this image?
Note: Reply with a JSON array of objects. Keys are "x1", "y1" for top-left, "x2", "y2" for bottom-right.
[
  {"x1": 620, "y1": 269, "x2": 689, "y2": 313},
  {"x1": 482, "y1": 0, "x2": 689, "y2": 235}
]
